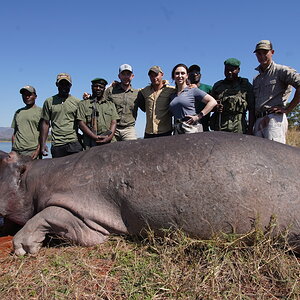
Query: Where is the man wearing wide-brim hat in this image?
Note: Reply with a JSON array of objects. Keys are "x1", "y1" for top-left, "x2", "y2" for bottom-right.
[{"x1": 253, "y1": 40, "x2": 300, "y2": 144}]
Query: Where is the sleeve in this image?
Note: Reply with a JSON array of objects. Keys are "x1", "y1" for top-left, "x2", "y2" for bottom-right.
[
  {"x1": 136, "y1": 90, "x2": 146, "y2": 112},
  {"x1": 279, "y1": 66, "x2": 300, "y2": 89},
  {"x1": 77, "y1": 101, "x2": 86, "y2": 121},
  {"x1": 193, "y1": 87, "x2": 207, "y2": 103},
  {"x1": 110, "y1": 102, "x2": 120, "y2": 121},
  {"x1": 11, "y1": 112, "x2": 17, "y2": 129},
  {"x1": 41, "y1": 99, "x2": 51, "y2": 121}
]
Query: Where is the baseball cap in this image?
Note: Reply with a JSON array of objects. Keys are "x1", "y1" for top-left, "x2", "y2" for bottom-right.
[
  {"x1": 119, "y1": 64, "x2": 133, "y2": 73},
  {"x1": 188, "y1": 64, "x2": 201, "y2": 73},
  {"x1": 254, "y1": 40, "x2": 273, "y2": 53},
  {"x1": 20, "y1": 85, "x2": 36, "y2": 94},
  {"x1": 148, "y1": 66, "x2": 163, "y2": 75},
  {"x1": 56, "y1": 73, "x2": 72, "y2": 84}
]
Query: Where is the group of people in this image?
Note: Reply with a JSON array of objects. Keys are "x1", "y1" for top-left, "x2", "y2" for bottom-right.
[{"x1": 11, "y1": 39, "x2": 300, "y2": 159}]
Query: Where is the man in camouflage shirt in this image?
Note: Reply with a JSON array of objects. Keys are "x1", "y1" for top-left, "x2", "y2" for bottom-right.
[{"x1": 210, "y1": 58, "x2": 255, "y2": 134}]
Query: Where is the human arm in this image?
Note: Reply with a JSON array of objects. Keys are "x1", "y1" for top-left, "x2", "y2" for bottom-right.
[
  {"x1": 96, "y1": 119, "x2": 117, "y2": 144},
  {"x1": 185, "y1": 93, "x2": 217, "y2": 125},
  {"x1": 136, "y1": 90, "x2": 146, "y2": 112},
  {"x1": 269, "y1": 86, "x2": 300, "y2": 114},
  {"x1": 39, "y1": 119, "x2": 50, "y2": 156}
]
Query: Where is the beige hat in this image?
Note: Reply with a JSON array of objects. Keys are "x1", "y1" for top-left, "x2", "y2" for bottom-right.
[
  {"x1": 20, "y1": 85, "x2": 36, "y2": 94},
  {"x1": 148, "y1": 65, "x2": 163, "y2": 75},
  {"x1": 56, "y1": 73, "x2": 72, "y2": 84},
  {"x1": 254, "y1": 40, "x2": 273, "y2": 53}
]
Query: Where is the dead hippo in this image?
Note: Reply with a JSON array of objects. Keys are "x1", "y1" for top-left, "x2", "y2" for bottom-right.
[{"x1": 0, "y1": 132, "x2": 299, "y2": 255}]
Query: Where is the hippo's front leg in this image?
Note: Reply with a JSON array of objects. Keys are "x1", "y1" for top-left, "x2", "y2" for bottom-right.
[{"x1": 13, "y1": 206, "x2": 109, "y2": 255}]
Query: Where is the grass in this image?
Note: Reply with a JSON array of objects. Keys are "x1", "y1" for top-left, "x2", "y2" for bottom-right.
[
  {"x1": 0, "y1": 225, "x2": 299, "y2": 299},
  {"x1": 286, "y1": 128, "x2": 300, "y2": 147}
]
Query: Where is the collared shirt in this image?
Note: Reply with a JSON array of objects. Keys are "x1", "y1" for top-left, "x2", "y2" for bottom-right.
[
  {"x1": 103, "y1": 83, "x2": 138, "y2": 127},
  {"x1": 77, "y1": 97, "x2": 119, "y2": 145},
  {"x1": 169, "y1": 87, "x2": 207, "y2": 120},
  {"x1": 42, "y1": 94, "x2": 80, "y2": 146},
  {"x1": 137, "y1": 80, "x2": 175, "y2": 134},
  {"x1": 253, "y1": 61, "x2": 300, "y2": 112}
]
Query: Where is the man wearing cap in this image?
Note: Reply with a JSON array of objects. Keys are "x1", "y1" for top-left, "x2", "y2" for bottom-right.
[
  {"x1": 253, "y1": 40, "x2": 300, "y2": 143},
  {"x1": 103, "y1": 64, "x2": 139, "y2": 141},
  {"x1": 188, "y1": 65, "x2": 213, "y2": 131},
  {"x1": 39, "y1": 73, "x2": 83, "y2": 158},
  {"x1": 137, "y1": 66, "x2": 175, "y2": 138},
  {"x1": 77, "y1": 78, "x2": 119, "y2": 148},
  {"x1": 11, "y1": 85, "x2": 42, "y2": 158},
  {"x1": 210, "y1": 58, "x2": 255, "y2": 134}
]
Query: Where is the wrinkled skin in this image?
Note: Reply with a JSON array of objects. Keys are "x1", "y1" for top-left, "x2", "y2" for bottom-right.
[{"x1": 0, "y1": 132, "x2": 299, "y2": 255}]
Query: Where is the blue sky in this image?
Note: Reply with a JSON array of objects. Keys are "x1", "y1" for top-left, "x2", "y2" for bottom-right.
[{"x1": 1, "y1": 0, "x2": 299, "y2": 137}]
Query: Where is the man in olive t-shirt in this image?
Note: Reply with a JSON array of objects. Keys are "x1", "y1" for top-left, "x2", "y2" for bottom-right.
[
  {"x1": 11, "y1": 85, "x2": 42, "y2": 159},
  {"x1": 39, "y1": 73, "x2": 83, "y2": 158}
]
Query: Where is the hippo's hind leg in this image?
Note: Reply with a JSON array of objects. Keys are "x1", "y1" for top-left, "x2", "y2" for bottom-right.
[{"x1": 13, "y1": 206, "x2": 109, "y2": 255}]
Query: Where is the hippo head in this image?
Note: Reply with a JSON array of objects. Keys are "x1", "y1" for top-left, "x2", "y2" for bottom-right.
[{"x1": 0, "y1": 151, "x2": 33, "y2": 224}]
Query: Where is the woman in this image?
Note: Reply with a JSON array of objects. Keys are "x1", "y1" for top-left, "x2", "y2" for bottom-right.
[{"x1": 169, "y1": 63, "x2": 217, "y2": 134}]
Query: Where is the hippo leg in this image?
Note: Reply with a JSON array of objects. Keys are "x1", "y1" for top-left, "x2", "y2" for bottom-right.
[{"x1": 13, "y1": 206, "x2": 109, "y2": 255}]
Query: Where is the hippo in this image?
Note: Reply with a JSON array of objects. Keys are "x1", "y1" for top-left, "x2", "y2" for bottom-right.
[{"x1": 0, "y1": 132, "x2": 299, "y2": 255}]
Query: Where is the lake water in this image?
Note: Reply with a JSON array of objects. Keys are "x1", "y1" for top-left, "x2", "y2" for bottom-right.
[{"x1": 0, "y1": 142, "x2": 52, "y2": 158}]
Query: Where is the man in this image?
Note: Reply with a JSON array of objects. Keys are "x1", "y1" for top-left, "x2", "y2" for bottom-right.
[
  {"x1": 39, "y1": 73, "x2": 83, "y2": 158},
  {"x1": 210, "y1": 58, "x2": 255, "y2": 134},
  {"x1": 103, "y1": 64, "x2": 138, "y2": 141},
  {"x1": 77, "y1": 78, "x2": 119, "y2": 149},
  {"x1": 188, "y1": 65, "x2": 213, "y2": 131},
  {"x1": 253, "y1": 40, "x2": 300, "y2": 143},
  {"x1": 137, "y1": 66, "x2": 175, "y2": 138},
  {"x1": 11, "y1": 85, "x2": 42, "y2": 158}
]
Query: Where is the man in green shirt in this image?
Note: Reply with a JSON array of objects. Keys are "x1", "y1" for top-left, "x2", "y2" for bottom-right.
[
  {"x1": 11, "y1": 85, "x2": 42, "y2": 158},
  {"x1": 39, "y1": 73, "x2": 83, "y2": 158},
  {"x1": 77, "y1": 78, "x2": 119, "y2": 149},
  {"x1": 210, "y1": 58, "x2": 255, "y2": 134},
  {"x1": 188, "y1": 65, "x2": 212, "y2": 131},
  {"x1": 103, "y1": 64, "x2": 139, "y2": 141}
]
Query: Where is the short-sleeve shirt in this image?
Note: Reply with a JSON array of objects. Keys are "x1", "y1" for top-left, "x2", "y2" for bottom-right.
[
  {"x1": 169, "y1": 87, "x2": 207, "y2": 120},
  {"x1": 77, "y1": 97, "x2": 119, "y2": 145},
  {"x1": 137, "y1": 81, "x2": 175, "y2": 134},
  {"x1": 42, "y1": 94, "x2": 80, "y2": 146},
  {"x1": 11, "y1": 105, "x2": 42, "y2": 151},
  {"x1": 253, "y1": 61, "x2": 300, "y2": 112},
  {"x1": 103, "y1": 83, "x2": 138, "y2": 127}
]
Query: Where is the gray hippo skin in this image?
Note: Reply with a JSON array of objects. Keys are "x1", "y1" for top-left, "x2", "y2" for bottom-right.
[{"x1": 0, "y1": 132, "x2": 299, "y2": 255}]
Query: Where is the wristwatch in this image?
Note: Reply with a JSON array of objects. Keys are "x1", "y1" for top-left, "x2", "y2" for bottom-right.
[{"x1": 198, "y1": 112, "x2": 204, "y2": 119}]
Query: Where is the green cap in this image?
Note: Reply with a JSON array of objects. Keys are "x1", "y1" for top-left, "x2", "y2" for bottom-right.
[
  {"x1": 224, "y1": 58, "x2": 241, "y2": 67},
  {"x1": 20, "y1": 85, "x2": 36, "y2": 94},
  {"x1": 254, "y1": 40, "x2": 273, "y2": 53},
  {"x1": 91, "y1": 78, "x2": 108, "y2": 85}
]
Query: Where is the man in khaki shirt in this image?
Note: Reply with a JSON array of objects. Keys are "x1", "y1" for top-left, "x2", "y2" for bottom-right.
[
  {"x1": 253, "y1": 40, "x2": 300, "y2": 143},
  {"x1": 103, "y1": 64, "x2": 138, "y2": 141},
  {"x1": 137, "y1": 66, "x2": 175, "y2": 138}
]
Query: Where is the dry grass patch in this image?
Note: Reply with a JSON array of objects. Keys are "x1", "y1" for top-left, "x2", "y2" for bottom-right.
[
  {"x1": 0, "y1": 225, "x2": 299, "y2": 299},
  {"x1": 287, "y1": 128, "x2": 300, "y2": 147}
]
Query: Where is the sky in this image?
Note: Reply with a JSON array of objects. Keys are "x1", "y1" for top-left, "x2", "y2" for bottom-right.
[{"x1": 1, "y1": 0, "x2": 300, "y2": 137}]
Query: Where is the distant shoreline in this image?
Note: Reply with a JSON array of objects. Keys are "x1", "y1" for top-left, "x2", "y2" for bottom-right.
[{"x1": 0, "y1": 140, "x2": 10, "y2": 143}]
